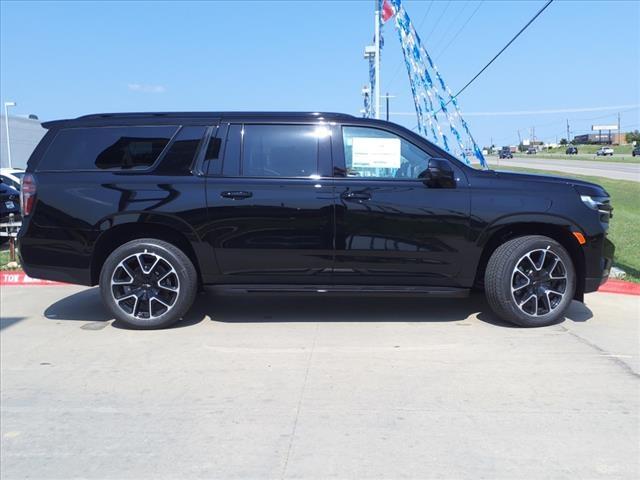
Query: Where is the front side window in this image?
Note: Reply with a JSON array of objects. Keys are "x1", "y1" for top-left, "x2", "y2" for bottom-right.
[
  {"x1": 242, "y1": 125, "x2": 318, "y2": 177},
  {"x1": 342, "y1": 126, "x2": 431, "y2": 179},
  {"x1": 39, "y1": 126, "x2": 177, "y2": 171}
]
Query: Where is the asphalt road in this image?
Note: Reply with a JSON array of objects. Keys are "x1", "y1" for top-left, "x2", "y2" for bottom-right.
[
  {"x1": 489, "y1": 156, "x2": 640, "y2": 182},
  {"x1": 1, "y1": 285, "x2": 639, "y2": 479}
]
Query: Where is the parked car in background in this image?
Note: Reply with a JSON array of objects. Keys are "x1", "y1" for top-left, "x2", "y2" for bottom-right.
[
  {"x1": 632, "y1": 146, "x2": 640, "y2": 157},
  {"x1": 596, "y1": 146, "x2": 614, "y2": 156},
  {"x1": 0, "y1": 168, "x2": 26, "y2": 191},
  {"x1": 18, "y1": 111, "x2": 615, "y2": 329},
  {"x1": 498, "y1": 147, "x2": 513, "y2": 159},
  {"x1": 0, "y1": 178, "x2": 21, "y2": 245},
  {"x1": 526, "y1": 147, "x2": 537, "y2": 154},
  {"x1": 565, "y1": 146, "x2": 578, "y2": 155}
]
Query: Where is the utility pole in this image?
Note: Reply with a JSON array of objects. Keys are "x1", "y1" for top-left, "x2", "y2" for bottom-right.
[
  {"x1": 517, "y1": 129, "x2": 522, "y2": 146},
  {"x1": 381, "y1": 93, "x2": 395, "y2": 121},
  {"x1": 374, "y1": 0, "x2": 381, "y2": 119},
  {"x1": 617, "y1": 112, "x2": 621, "y2": 145},
  {"x1": 566, "y1": 119, "x2": 570, "y2": 143}
]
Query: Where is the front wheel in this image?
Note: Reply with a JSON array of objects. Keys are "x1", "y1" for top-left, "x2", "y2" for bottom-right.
[
  {"x1": 99, "y1": 238, "x2": 198, "y2": 329},
  {"x1": 484, "y1": 236, "x2": 576, "y2": 327}
]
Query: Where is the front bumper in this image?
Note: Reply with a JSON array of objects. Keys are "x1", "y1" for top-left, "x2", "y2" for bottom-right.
[{"x1": 584, "y1": 236, "x2": 615, "y2": 294}]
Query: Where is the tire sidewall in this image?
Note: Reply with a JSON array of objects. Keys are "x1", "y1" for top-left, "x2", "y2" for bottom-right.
[
  {"x1": 499, "y1": 238, "x2": 576, "y2": 327},
  {"x1": 99, "y1": 240, "x2": 196, "y2": 329}
]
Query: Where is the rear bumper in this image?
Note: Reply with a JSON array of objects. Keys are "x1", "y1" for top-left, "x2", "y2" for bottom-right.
[{"x1": 18, "y1": 223, "x2": 96, "y2": 286}]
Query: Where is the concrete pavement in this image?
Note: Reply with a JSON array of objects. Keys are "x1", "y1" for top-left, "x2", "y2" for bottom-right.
[
  {"x1": 1, "y1": 285, "x2": 639, "y2": 479},
  {"x1": 490, "y1": 156, "x2": 640, "y2": 181}
]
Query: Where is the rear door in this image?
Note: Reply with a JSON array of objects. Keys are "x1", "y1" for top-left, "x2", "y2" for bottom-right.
[
  {"x1": 204, "y1": 122, "x2": 334, "y2": 284},
  {"x1": 331, "y1": 124, "x2": 472, "y2": 286}
]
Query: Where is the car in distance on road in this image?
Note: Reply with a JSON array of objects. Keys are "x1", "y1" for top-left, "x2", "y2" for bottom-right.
[
  {"x1": 498, "y1": 147, "x2": 513, "y2": 159},
  {"x1": 596, "y1": 146, "x2": 614, "y2": 156},
  {"x1": 565, "y1": 146, "x2": 578, "y2": 155},
  {"x1": 632, "y1": 146, "x2": 640, "y2": 157},
  {"x1": 18, "y1": 112, "x2": 615, "y2": 329},
  {"x1": 526, "y1": 147, "x2": 537, "y2": 154}
]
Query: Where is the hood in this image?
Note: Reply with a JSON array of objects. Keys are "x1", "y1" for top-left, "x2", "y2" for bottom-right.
[{"x1": 485, "y1": 170, "x2": 609, "y2": 197}]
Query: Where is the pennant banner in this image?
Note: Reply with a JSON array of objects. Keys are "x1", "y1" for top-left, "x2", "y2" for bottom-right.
[{"x1": 380, "y1": 0, "x2": 487, "y2": 168}]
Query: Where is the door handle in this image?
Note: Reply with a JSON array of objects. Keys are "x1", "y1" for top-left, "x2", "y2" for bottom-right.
[
  {"x1": 220, "y1": 191, "x2": 253, "y2": 200},
  {"x1": 341, "y1": 191, "x2": 371, "y2": 201}
]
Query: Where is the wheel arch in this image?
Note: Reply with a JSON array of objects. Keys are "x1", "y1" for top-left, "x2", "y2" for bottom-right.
[
  {"x1": 474, "y1": 220, "x2": 586, "y2": 301},
  {"x1": 90, "y1": 221, "x2": 203, "y2": 286}
]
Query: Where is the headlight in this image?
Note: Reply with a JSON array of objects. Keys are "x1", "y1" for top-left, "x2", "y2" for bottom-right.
[{"x1": 580, "y1": 195, "x2": 612, "y2": 221}]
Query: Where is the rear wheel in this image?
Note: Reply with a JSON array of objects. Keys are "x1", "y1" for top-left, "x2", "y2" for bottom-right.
[
  {"x1": 99, "y1": 238, "x2": 197, "y2": 329},
  {"x1": 485, "y1": 235, "x2": 575, "y2": 327}
]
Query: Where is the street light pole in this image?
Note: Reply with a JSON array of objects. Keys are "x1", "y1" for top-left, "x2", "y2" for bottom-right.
[{"x1": 4, "y1": 101, "x2": 16, "y2": 169}]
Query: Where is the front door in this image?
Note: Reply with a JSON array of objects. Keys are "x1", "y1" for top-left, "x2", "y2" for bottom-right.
[
  {"x1": 332, "y1": 125, "x2": 471, "y2": 286},
  {"x1": 205, "y1": 122, "x2": 334, "y2": 284}
]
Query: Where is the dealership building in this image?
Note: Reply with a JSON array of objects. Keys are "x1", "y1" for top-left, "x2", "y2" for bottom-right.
[{"x1": 0, "y1": 114, "x2": 46, "y2": 170}]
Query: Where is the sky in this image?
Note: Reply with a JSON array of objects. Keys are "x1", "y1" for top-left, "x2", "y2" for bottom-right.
[{"x1": 1, "y1": 0, "x2": 639, "y2": 147}]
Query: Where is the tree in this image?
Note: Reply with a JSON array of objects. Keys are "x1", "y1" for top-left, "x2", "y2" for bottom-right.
[
  {"x1": 559, "y1": 138, "x2": 568, "y2": 145},
  {"x1": 626, "y1": 130, "x2": 640, "y2": 144}
]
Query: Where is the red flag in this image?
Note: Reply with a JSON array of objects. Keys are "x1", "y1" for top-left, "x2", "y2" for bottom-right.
[{"x1": 381, "y1": 0, "x2": 396, "y2": 23}]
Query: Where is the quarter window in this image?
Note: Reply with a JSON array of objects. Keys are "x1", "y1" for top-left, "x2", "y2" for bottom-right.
[
  {"x1": 242, "y1": 125, "x2": 319, "y2": 177},
  {"x1": 342, "y1": 126, "x2": 431, "y2": 179},
  {"x1": 39, "y1": 126, "x2": 177, "y2": 171},
  {"x1": 155, "y1": 126, "x2": 206, "y2": 175}
]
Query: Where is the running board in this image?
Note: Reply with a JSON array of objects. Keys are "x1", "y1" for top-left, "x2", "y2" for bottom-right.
[{"x1": 212, "y1": 284, "x2": 469, "y2": 297}]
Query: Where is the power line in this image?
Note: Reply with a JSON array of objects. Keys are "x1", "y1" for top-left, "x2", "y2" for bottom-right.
[
  {"x1": 429, "y1": 0, "x2": 471, "y2": 55},
  {"x1": 437, "y1": 0, "x2": 555, "y2": 112},
  {"x1": 415, "y1": 0, "x2": 435, "y2": 30},
  {"x1": 390, "y1": 104, "x2": 639, "y2": 118},
  {"x1": 423, "y1": 0, "x2": 452, "y2": 44},
  {"x1": 435, "y1": 1, "x2": 484, "y2": 61}
]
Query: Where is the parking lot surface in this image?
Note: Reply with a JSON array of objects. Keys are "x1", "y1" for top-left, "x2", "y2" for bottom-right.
[{"x1": 1, "y1": 285, "x2": 639, "y2": 479}]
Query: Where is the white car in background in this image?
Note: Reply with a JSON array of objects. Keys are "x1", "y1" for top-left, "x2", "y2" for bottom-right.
[
  {"x1": 595, "y1": 146, "x2": 614, "y2": 156},
  {"x1": 0, "y1": 168, "x2": 26, "y2": 191}
]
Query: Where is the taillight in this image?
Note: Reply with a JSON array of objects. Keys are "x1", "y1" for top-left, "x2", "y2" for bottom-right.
[{"x1": 21, "y1": 173, "x2": 37, "y2": 216}]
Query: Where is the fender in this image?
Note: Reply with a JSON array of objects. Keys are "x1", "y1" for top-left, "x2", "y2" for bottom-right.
[{"x1": 475, "y1": 212, "x2": 585, "y2": 247}]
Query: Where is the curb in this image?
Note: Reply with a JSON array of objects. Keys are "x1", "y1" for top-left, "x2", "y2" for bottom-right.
[
  {"x1": 598, "y1": 279, "x2": 640, "y2": 296},
  {"x1": 2, "y1": 270, "x2": 640, "y2": 295},
  {"x1": 0, "y1": 271, "x2": 67, "y2": 286}
]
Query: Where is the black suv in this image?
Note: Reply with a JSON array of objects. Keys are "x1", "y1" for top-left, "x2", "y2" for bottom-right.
[
  {"x1": 18, "y1": 112, "x2": 614, "y2": 329},
  {"x1": 498, "y1": 147, "x2": 513, "y2": 159},
  {"x1": 566, "y1": 146, "x2": 578, "y2": 155}
]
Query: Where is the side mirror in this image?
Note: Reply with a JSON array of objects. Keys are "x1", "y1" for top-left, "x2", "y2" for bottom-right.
[{"x1": 421, "y1": 158, "x2": 456, "y2": 188}]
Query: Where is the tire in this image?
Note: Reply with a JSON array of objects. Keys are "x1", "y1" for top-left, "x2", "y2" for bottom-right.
[
  {"x1": 484, "y1": 235, "x2": 576, "y2": 327},
  {"x1": 99, "y1": 238, "x2": 198, "y2": 329}
]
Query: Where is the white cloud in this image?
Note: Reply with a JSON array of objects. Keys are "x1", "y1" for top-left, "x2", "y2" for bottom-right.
[{"x1": 127, "y1": 83, "x2": 166, "y2": 94}]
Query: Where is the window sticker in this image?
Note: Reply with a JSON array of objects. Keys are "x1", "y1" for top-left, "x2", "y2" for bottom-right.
[{"x1": 351, "y1": 137, "x2": 401, "y2": 169}]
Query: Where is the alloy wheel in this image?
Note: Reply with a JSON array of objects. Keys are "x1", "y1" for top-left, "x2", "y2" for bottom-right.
[
  {"x1": 511, "y1": 248, "x2": 568, "y2": 317},
  {"x1": 111, "y1": 250, "x2": 180, "y2": 319}
]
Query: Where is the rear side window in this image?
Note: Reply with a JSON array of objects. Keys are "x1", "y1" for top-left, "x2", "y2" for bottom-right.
[
  {"x1": 39, "y1": 126, "x2": 177, "y2": 171},
  {"x1": 242, "y1": 125, "x2": 318, "y2": 177},
  {"x1": 155, "y1": 126, "x2": 206, "y2": 175}
]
